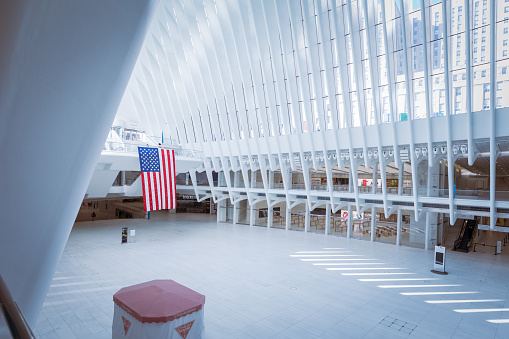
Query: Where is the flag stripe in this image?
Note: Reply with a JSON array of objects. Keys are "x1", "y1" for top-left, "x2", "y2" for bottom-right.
[
  {"x1": 167, "y1": 150, "x2": 172, "y2": 209},
  {"x1": 168, "y1": 150, "x2": 172, "y2": 210},
  {"x1": 153, "y1": 172, "x2": 159, "y2": 211},
  {"x1": 161, "y1": 149, "x2": 168, "y2": 210},
  {"x1": 147, "y1": 172, "x2": 153, "y2": 212},
  {"x1": 171, "y1": 150, "x2": 176, "y2": 209},
  {"x1": 141, "y1": 174, "x2": 148, "y2": 212}
]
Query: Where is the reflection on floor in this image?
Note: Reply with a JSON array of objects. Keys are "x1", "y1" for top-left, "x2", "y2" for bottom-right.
[{"x1": 35, "y1": 213, "x2": 508, "y2": 338}]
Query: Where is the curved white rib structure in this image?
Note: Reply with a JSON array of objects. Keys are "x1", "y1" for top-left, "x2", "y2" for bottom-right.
[{"x1": 116, "y1": 0, "x2": 509, "y2": 239}]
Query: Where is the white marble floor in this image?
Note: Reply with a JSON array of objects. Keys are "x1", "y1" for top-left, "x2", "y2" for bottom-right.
[{"x1": 35, "y1": 213, "x2": 509, "y2": 338}]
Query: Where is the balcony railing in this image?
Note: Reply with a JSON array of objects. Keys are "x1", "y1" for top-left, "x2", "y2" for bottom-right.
[
  {"x1": 103, "y1": 141, "x2": 203, "y2": 158},
  {"x1": 174, "y1": 181, "x2": 509, "y2": 201}
]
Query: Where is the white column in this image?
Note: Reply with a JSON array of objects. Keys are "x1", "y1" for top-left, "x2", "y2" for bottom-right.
[
  {"x1": 286, "y1": 205, "x2": 291, "y2": 230},
  {"x1": 0, "y1": 1, "x2": 157, "y2": 325},
  {"x1": 250, "y1": 204, "x2": 255, "y2": 226},
  {"x1": 121, "y1": 171, "x2": 126, "y2": 186},
  {"x1": 305, "y1": 204, "x2": 310, "y2": 233},
  {"x1": 233, "y1": 202, "x2": 239, "y2": 225},
  {"x1": 396, "y1": 209, "x2": 402, "y2": 246},
  {"x1": 424, "y1": 211, "x2": 438, "y2": 250},
  {"x1": 268, "y1": 204, "x2": 273, "y2": 228},
  {"x1": 250, "y1": 169, "x2": 256, "y2": 188},
  {"x1": 217, "y1": 199, "x2": 227, "y2": 223},
  {"x1": 372, "y1": 163, "x2": 378, "y2": 194},
  {"x1": 371, "y1": 207, "x2": 377, "y2": 242},
  {"x1": 325, "y1": 203, "x2": 331, "y2": 235},
  {"x1": 347, "y1": 205, "x2": 353, "y2": 238},
  {"x1": 349, "y1": 168, "x2": 353, "y2": 193},
  {"x1": 440, "y1": 160, "x2": 445, "y2": 193},
  {"x1": 438, "y1": 212, "x2": 443, "y2": 245},
  {"x1": 489, "y1": 0, "x2": 497, "y2": 230},
  {"x1": 269, "y1": 170, "x2": 274, "y2": 189},
  {"x1": 233, "y1": 171, "x2": 239, "y2": 188},
  {"x1": 398, "y1": 165, "x2": 404, "y2": 195}
]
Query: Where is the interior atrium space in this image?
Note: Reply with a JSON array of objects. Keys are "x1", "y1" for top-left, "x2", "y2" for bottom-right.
[{"x1": 1, "y1": 0, "x2": 509, "y2": 338}]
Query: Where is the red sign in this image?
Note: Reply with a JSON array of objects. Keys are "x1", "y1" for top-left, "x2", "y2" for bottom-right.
[
  {"x1": 175, "y1": 320, "x2": 195, "y2": 339},
  {"x1": 121, "y1": 316, "x2": 131, "y2": 336}
]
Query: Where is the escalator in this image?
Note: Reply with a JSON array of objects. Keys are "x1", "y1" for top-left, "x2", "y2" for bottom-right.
[{"x1": 453, "y1": 219, "x2": 478, "y2": 252}]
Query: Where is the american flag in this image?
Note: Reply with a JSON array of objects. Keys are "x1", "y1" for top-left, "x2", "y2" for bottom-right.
[{"x1": 138, "y1": 147, "x2": 176, "y2": 212}]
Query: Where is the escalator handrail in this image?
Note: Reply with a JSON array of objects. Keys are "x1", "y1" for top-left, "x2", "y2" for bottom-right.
[
  {"x1": 453, "y1": 220, "x2": 467, "y2": 250},
  {"x1": 467, "y1": 222, "x2": 479, "y2": 250}
]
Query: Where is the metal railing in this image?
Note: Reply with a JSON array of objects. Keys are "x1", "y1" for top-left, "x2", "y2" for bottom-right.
[
  {"x1": 0, "y1": 275, "x2": 35, "y2": 339},
  {"x1": 103, "y1": 141, "x2": 203, "y2": 158},
  {"x1": 182, "y1": 180, "x2": 509, "y2": 202},
  {"x1": 473, "y1": 242, "x2": 500, "y2": 255}
]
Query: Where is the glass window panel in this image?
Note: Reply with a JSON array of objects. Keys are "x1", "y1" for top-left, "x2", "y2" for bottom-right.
[
  {"x1": 404, "y1": 0, "x2": 421, "y2": 12},
  {"x1": 311, "y1": 101, "x2": 320, "y2": 132},
  {"x1": 409, "y1": 11, "x2": 423, "y2": 47},
  {"x1": 301, "y1": 102, "x2": 309, "y2": 132},
  {"x1": 376, "y1": 25, "x2": 385, "y2": 56},
  {"x1": 497, "y1": 0, "x2": 509, "y2": 22},
  {"x1": 450, "y1": 1, "x2": 465, "y2": 35},
  {"x1": 386, "y1": 0, "x2": 402, "y2": 20},
  {"x1": 431, "y1": 39, "x2": 444, "y2": 73},
  {"x1": 348, "y1": 63, "x2": 357, "y2": 90},
  {"x1": 380, "y1": 85, "x2": 391, "y2": 123},
  {"x1": 396, "y1": 82, "x2": 409, "y2": 121},
  {"x1": 363, "y1": 60, "x2": 372, "y2": 88},
  {"x1": 337, "y1": 92, "x2": 346, "y2": 128},
  {"x1": 394, "y1": 50, "x2": 406, "y2": 82},
  {"x1": 472, "y1": 26, "x2": 490, "y2": 65},
  {"x1": 351, "y1": 91, "x2": 360, "y2": 127},
  {"x1": 496, "y1": 59, "x2": 509, "y2": 108},
  {"x1": 378, "y1": 55, "x2": 388, "y2": 85},
  {"x1": 342, "y1": 4, "x2": 350, "y2": 35},
  {"x1": 431, "y1": 74, "x2": 445, "y2": 117},
  {"x1": 413, "y1": 78, "x2": 427, "y2": 119},
  {"x1": 358, "y1": 0, "x2": 366, "y2": 29},
  {"x1": 450, "y1": 33, "x2": 466, "y2": 70},
  {"x1": 412, "y1": 45, "x2": 425, "y2": 76},
  {"x1": 335, "y1": 67, "x2": 343, "y2": 95},
  {"x1": 497, "y1": 22, "x2": 509, "y2": 60},
  {"x1": 325, "y1": 99, "x2": 333, "y2": 130},
  {"x1": 390, "y1": 17, "x2": 404, "y2": 52},
  {"x1": 346, "y1": 35, "x2": 354, "y2": 63},
  {"x1": 429, "y1": 4, "x2": 444, "y2": 41},
  {"x1": 472, "y1": 64, "x2": 491, "y2": 111},
  {"x1": 361, "y1": 29, "x2": 369, "y2": 60},
  {"x1": 451, "y1": 69, "x2": 467, "y2": 114},
  {"x1": 364, "y1": 88, "x2": 375, "y2": 125},
  {"x1": 376, "y1": 0, "x2": 383, "y2": 24}
]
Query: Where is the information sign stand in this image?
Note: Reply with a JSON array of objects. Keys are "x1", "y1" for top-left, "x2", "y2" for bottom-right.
[
  {"x1": 122, "y1": 227, "x2": 128, "y2": 244},
  {"x1": 431, "y1": 246, "x2": 448, "y2": 275}
]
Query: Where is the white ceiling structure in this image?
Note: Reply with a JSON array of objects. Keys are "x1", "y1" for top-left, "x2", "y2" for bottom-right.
[{"x1": 114, "y1": 0, "x2": 509, "y2": 229}]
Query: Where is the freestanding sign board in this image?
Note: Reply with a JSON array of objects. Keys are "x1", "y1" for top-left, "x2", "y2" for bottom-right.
[{"x1": 431, "y1": 246, "x2": 447, "y2": 275}]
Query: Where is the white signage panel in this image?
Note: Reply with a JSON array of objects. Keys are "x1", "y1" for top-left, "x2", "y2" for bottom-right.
[{"x1": 434, "y1": 246, "x2": 446, "y2": 273}]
